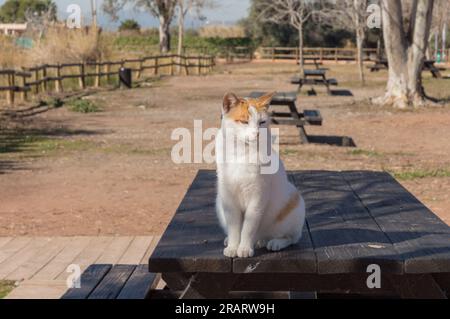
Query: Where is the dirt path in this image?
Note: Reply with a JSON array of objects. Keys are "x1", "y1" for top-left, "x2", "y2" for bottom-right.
[{"x1": 1, "y1": 61, "x2": 449, "y2": 236}]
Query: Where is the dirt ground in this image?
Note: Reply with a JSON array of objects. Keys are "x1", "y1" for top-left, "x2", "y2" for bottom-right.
[{"x1": 1, "y1": 61, "x2": 449, "y2": 236}]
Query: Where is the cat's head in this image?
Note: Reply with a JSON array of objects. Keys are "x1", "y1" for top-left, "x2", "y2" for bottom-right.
[{"x1": 221, "y1": 92, "x2": 275, "y2": 143}]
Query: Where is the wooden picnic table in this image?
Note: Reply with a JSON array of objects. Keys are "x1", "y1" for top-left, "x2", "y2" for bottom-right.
[
  {"x1": 291, "y1": 69, "x2": 338, "y2": 95},
  {"x1": 149, "y1": 170, "x2": 450, "y2": 299},
  {"x1": 249, "y1": 91, "x2": 322, "y2": 144},
  {"x1": 369, "y1": 59, "x2": 445, "y2": 78}
]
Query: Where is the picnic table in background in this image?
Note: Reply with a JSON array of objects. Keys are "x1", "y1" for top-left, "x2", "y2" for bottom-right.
[
  {"x1": 369, "y1": 59, "x2": 446, "y2": 78},
  {"x1": 291, "y1": 69, "x2": 338, "y2": 95},
  {"x1": 297, "y1": 57, "x2": 323, "y2": 69},
  {"x1": 149, "y1": 170, "x2": 450, "y2": 299},
  {"x1": 249, "y1": 91, "x2": 322, "y2": 144}
]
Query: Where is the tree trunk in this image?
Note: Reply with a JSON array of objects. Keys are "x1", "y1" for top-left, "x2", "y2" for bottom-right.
[
  {"x1": 177, "y1": 13, "x2": 184, "y2": 57},
  {"x1": 159, "y1": 15, "x2": 171, "y2": 53},
  {"x1": 356, "y1": 29, "x2": 366, "y2": 85},
  {"x1": 376, "y1": 0, "x2": 435, "y2": 108},
  {"x1": 298, "y1": 25, "x2": 304, "y2": 74}
]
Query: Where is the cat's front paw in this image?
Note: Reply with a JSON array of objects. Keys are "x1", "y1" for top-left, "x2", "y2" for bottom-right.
[
  {"x1": 223, "y1": 246, "x2": 238, "y2": 258},
  {"x1": 237, "y1": 246, "x2": 254, "y2": 258}
]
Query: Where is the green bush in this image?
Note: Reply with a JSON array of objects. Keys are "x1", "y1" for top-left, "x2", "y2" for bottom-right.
[
  {"x1": 68, "y1": 99, "x2": 101, "y2": 113},
  {"x1": 119, "y1": 19, "x2": 141, "y2": 32}
]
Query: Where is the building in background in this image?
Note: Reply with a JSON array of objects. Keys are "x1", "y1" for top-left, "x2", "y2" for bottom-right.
[{"x1": 0, "y1": 23, "x2": 27, "y2": 36}]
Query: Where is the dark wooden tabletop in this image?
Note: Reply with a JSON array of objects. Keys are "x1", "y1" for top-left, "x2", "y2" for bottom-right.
[{"x1": 149, "y1": 170, "x2": 450, "y2": 276}]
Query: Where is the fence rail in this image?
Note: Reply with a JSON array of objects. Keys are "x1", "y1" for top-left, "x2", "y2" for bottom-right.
[
  {"x1": 0, "y1": 54, "x2": 215, "y2": 106},
  {"x1": 259, "y1": 47, "x2": 380, "y2": 62}
]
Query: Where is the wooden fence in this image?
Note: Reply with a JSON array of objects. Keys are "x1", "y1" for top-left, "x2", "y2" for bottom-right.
[
  {"x1": 0, "y1": 54, "x2": 215, "y2": 106},
  {"x1": 260, "y1": 47, "x2": 379, "y2": 62}
]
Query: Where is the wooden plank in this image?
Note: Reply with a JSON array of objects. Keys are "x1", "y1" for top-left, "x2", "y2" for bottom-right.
[
  {"x1": 0, "y1": 237, "x2": 52, "y2": 279},
  {"x1": 149, "y1": 170, "x2": 232, "y2": 273},
  {"x1": 117, "y1": 264, "x2": 157, "y2": 299},
  {"x1": 291, "y1": 171, "x2": 403, "y2": 274},
  {"x1": 0, "y1": 237, "x2": 33, "y2": 264},
  {"x1": 140, "y1": 236, "x2": 160, "y2": 264},
  {"x1": 32, "y1": 237, "x2": 92, "y2": 280},
  {"x1": 5, "y1": 280, "x2": 67, "y2": 299},
  {"x1": 61, "y1": 264, "x2": 112, "y2": 299},
  {"x1": 118, "y1": 236, "x2": 152, "y2": 265},
  {"x1": 55, "y1": 237, "x2": 114, "y2": 280},
  {"x1": 0, "y1": 237, "x2": 13, "y2": 249},
  {"x1": 6, "y1": 237, "x2": 70, "y2": 281},
  {"x1": 342, "y1": 171, "x2": 450, "y2": 274},
  {"x1": 88, "y1": 265, "x2": 136, "y2": 299},
  {"x1": 95, "y1": 236, "x2": 134, "y2": 265}
]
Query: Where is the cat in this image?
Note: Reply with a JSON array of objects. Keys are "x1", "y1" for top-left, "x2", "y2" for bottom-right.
[{"x1": 215, "y1": 92, "x2": 306, "y2": 258}]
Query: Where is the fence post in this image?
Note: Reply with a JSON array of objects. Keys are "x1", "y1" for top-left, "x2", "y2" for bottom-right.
[
  {"x1": 137, "y1": 59, "x2": 143, "y2": 79},
  {"x1": 155, "y1": 57, "x2": 159, "y2": 75},
  {"x1": 34, "y1": 69, "x2": 39, "y2": 94},
  {"x1": 95, "y1": 62, "x2": 101, "y2": 87},
  {"x1": 320, "y1": 47, "x2": 324, "y2": 63},
  {"x1": 6, "y1": 72, "x2": 15, "y2": 106},
  {"x1": 184, "y1": 56, "x2": 189, "y2": 76},
  {"x1": 335, "y1": 49, "x2": 338, "y2": 62},
  {"x1": 105, "y1": 63, "x2": 111, "y2": 84},
  {"x1": 55, "y1": 64, "x2": 63, "y2": 93},
  {"x1": 79, "y1": 63, "x2": 85, "y2": 89},
  {"x1": 170, "y1": 55, "x2": 175, "y2": 76},
  {"x1": 198, "y1": 56, "x2": 201, "y2": 75},
  {"x1": 272, "y1": 48, "x2": 275, "y2": 61},
  {"x1": 20, "y1": 73, "x2": 28, "y2": 102},
  {"x1": 42, "y1": 65, "x2": 47, "y2": 92}
]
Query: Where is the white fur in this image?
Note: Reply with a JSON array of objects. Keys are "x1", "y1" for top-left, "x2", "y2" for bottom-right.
[{"x1": 216, "y1": 99, "x2": 306, "y2": 258}]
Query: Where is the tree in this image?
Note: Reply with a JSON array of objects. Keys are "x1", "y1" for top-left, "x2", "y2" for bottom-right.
[
  {"x1": 257, "y1": 0, "x2": 316, "y2": 71},
  {"x1": 0, "y1": 0, "x2": 56, "y2": 23},
  {"x1": 375, "y1": 0, "x2": 435, "y2": 108},
  {"x1": 103, "y1": 0, "x2": 177, "y2": 53},
  {"x1": 429, "y1": 0, "x2": 450, "y2": 59},
  {"x1": 318, "y1": 0, "x2": 370, "y2": 85},
  {"x1": 176, "y1": 0, "x2": 213, "y2": 56},
  {"x1": 119, "y1": 19, "x2": 141, "y2": 32}
]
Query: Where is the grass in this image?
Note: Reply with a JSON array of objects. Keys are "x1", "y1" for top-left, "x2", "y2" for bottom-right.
[
  {"x1": 0, "y1": 134, "x2": 96, "y2": 156},
  {"x1": 100, "y1": 144, "x2": 171, "y2": 156},
  {"x1": 391, "y1": 168, "x2": 450, "y2": 181},
  {"x1": 68, "y1": 99, "x2": 102, "y2": 113},
  {"x1": 0, "y1": 281, "x2": 15, "y2": 299}
]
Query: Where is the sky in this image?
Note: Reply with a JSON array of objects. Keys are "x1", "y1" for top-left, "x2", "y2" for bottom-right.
[{"x1": 0, "y1": 0, "x2": 251, "y2": 30}]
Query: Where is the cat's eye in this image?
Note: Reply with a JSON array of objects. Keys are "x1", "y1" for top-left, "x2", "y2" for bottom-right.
[{"x1": 239, "y1": 120, "x2": 249, "y2": 125}]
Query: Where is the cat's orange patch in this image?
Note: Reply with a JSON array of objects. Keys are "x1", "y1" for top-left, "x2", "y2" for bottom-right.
[
  {"x1": 276, "y1": 192, "x2": 300, "y2": 223},
  {"x1": 226, "y1": 96, "x2": 273, "y2": 123}
]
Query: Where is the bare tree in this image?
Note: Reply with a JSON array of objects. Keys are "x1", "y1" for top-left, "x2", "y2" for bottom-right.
[
  {"x1": 374, "y1": 0, "x2": 435, "y2": 108},
  {"x1": 103, "y1": 0, "x2": 177, "y2": 53},
  {"x1": 318, "y1": 0, "x2": 369, "y2": 85},
  {"x1": 429, "y1": 0, "x2": 450, "y2": 59},
  {"x1": 176, "y1": 0, "x2": 213, "y2": 57},
  {"x1": 257, "y1": 0, "x2": 315, "y2": 72}
]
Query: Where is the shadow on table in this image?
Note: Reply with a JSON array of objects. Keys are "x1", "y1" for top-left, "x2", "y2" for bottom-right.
[{"x1": 307, "y1": 135, "x2": 356, "y2": 147}]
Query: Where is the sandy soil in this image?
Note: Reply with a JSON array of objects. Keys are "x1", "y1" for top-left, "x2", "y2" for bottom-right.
[{"x1": 1, "y1": 61, "x2": 449, "y2": 236}]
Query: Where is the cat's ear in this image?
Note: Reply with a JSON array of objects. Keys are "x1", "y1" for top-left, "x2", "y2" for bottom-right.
[
  {"x1": 222, "y1": 92, "x2": 240, "y2": 114},
  {"x1": 257, "y1": 92, "x2": 276, "y2": 109}
]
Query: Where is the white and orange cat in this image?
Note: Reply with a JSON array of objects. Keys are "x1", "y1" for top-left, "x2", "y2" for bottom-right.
[{"x1": 216, "y1": 92, "x2": 306, "y2": 258}]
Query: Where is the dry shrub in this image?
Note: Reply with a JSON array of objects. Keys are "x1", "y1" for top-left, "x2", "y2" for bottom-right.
[
  {"x1": 30, "y1": 26, "x2": 111, "y2": 64},
  {"x1": 0, "y1": 35, "x2": 30, "y2": 68},
  {"x1": 198, "y1": 25, "x2": 246, "y2": 38}
]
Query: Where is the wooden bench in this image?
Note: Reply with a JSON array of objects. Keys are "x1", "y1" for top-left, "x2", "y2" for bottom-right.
[
  {"x1": 291, "y1": 69, "x2": 338, "y2": 95},
  {"x1": 369, "y1": 59, "x2": 446, "y2": 78},
  {"x1": 249, "y1": 91, "x2": 322, "y2": 144},
  {"x1": 61, "y1": 264, "x2": 158, "y2": 299},
  {"x1": 149, "y1": 170, "x2": 450, "y2": 299}
]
